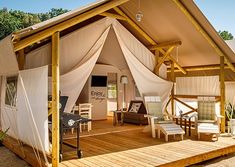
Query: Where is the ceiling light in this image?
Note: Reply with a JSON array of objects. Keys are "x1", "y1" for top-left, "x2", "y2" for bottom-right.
[{"x1": 136, "y1": 0, "x2": 143, "y2": 22}]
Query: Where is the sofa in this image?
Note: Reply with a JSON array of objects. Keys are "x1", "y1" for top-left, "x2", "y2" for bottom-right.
[{"x1": 123, "y1": 100, "x2": 148, "y2": 125}]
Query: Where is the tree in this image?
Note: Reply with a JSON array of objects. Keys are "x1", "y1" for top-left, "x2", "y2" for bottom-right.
[
  {"x1": 218, "y1": 30, "x2": 234, "y2": 40},
  {"x1": 48, "y1": 8, "x2": 69, "y2": 18},
  {"x1": 0, "y1": 8, "x2": 69, "y2": 40},
  {"x1": 0, "y1": 8, "x2": 21, "y2": 40}
]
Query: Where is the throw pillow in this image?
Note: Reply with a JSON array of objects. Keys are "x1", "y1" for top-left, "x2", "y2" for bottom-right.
[{"x1": 129, "y1": 103, "x2": 142, "y2": 113}]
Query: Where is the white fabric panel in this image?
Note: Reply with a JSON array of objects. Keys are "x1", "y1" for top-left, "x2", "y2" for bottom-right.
[
  {"x1": 1, "y1": 76, "x2": 18, "y2": 138},
  {"x1": 25, "y1": 18, "x2": 114, "y2": 75},
  {"x1": 113, "y1": 24, "x2": 172, "y2": 108},
  {"x1": 112, "y1": 21, "x2": 155, "y2": 71},
  {"x1": 225, "y1": 82, "x2": 235, "y2": 104},
  {"x1": 17, "y1": 66, "x2": 49, "y2": 152},
  {"x1": 176, "y1": 76, "x2": 220, "y2": 96},
  {"x1": 49, "y1": 27, "x2": 110, "y2": 113},
  {"x1": 0, "y1": 36, "x2": 19, "y2": 75}
]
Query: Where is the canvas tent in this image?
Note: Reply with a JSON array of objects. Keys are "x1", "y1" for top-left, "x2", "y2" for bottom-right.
[
  {"x1": 0, "y1": 0, "x2": 235, "y2": 166},
  {"x1": 0, "y1": 16, "x2": 172, "y2": 164}
]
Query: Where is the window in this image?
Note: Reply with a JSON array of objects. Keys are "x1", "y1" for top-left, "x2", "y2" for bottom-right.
[
  {"x1": 5, "y1": 76, "x2": 18, "y2": 106},
  {"x1": 107, "y1": 84, "x2": 117, "y2": 99}
]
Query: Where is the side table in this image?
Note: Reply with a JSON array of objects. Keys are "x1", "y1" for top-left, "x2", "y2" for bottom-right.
[{"x1": 111, "y1": 110, "x2": 124, "y2": 126}]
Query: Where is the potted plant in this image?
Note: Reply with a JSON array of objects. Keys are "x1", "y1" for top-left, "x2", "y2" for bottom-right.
[
  {"x1": 0, "y1": 128, "x2": 9, "y2": 146},
  {"x1": 225, "y1": 102, "x2": 235, "y2": 135}
]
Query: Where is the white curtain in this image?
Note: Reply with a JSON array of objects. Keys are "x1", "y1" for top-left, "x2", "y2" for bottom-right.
[
  {"x1": 17, "y1": 66, "x2": 49, "y2": 153},
  {"x1": 176, "y1": 76, "x2": 220, "y2": 96},
  {"x1": 0, "y1": 36, "x2": 19, "y2": 75},
  {"x1": 113, "y1": 22, "x2": 173, "y2": 108},
  {"x1": 225, "y1": 82, "x2": 235, "y2": 104},
  {"x1": 25, "y1": 18, "x2": 114, "y2": 75},
  {"x1": 112, "y1": 21, "x2": 167, "y2": 78},
  {"x1": 49, "y1": 27, "x2": 110, "y2": 113}
]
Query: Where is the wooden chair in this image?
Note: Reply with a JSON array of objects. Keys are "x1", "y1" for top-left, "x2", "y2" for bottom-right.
[
  {"x1": 195, "y1": 97, "x2": 222, "y2": 140},
  {"x1": 144, "y1": 95, "x2": 184, "y2": 140},
  {"x1": 78, "y1": 103, "x2": 92, "y2": 132}
]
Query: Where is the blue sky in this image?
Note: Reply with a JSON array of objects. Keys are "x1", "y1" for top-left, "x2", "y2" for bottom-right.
[
  {"x1": 195, "y1": 0, "x2": 235, "y2": 36},
  {"x1": 0, "y1": 0, "x2": 235, "y2": 36}
]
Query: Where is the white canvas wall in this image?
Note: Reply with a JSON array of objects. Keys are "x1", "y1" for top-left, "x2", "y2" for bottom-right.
[
  {"x1": 0, "y1": 36, "x2": 19, "y2": 75},
  {"x1": 225, "y1": 82, "x2": 235, "y2": 104},
  {"x1": 176, "y1": 76, "x2": 220, "y2": 96},
  {"x1": 17, "y1": 66, "x2": 49, "y2": 152},
  {"x1": 25, "y1": 17, "x2": 171, "y2": 116},
  {"x1": 1, "y1": 76, "x2": 18, "y2": 138}
]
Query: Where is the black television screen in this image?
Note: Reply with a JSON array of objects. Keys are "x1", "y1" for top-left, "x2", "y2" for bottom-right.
[{"x1": 91, "y1": 75, "x2": 107, "y2": 87}]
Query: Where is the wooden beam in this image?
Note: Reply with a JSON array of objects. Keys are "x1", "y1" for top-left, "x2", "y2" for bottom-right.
[
  {"x1": 14, "y1": 0, "x2": 130, "y2": 52},
  {"x1": 168, "y1": 55, "x2": 186, "y2": 74},
  {"x1": 99, "y1": 12, "x2": 127, "y2": 20},
  {"x1": 149, "y1": 40, "x2": 182, "y2": 50},
  {"x1": 167, "y1": 64, "x2": 230, "y2": 73},
  {"x1": 113, "y1": 7, "x2": 156, "y2": 45},
  {"x1": 220, "y1": 56, "x2": 225, "y2": 133},
  {"x1": 113, "y1": 7, "x2": 186, "y2": 74},
  {"x1": 17, "y1": 49, "x2": 25, "y2": 70},
  {"x1": 171, "y1": 61, "x2": 175, "y2": 115},
  {"x1": 172, "y1": 0, "x2": 235, "y2": 72},
  {"x1": 174, "y1": 97, "x2": 197, "y2": 112},
  {"x1": 155, "y1": 46, "x2": 175, "y2": 70},
  {"x1": 51, "y1": 32, "x2": 60, "y2": 167},
  {"x1": 175, "y1": 94, "x2": 220, "y2": 101}
]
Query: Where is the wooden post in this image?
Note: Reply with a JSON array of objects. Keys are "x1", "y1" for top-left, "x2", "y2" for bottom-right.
[
  {"x1": 51, "y1": 32, "x2": 60, "y2": 167},
  {"x1": 171, "y1": 61, "x2": 175, "y2": 116},
  {"x1": 220, "y1": 56, "x2": 225, "y2": 133},
  {"x1": 18, "y1": 49, "x2": 25, "y2": 70},
  {"x1": 154, "y1": 50, "x2": 159, "y2": 75}
]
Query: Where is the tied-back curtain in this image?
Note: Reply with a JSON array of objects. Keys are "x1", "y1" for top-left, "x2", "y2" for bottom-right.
[
  {"x1": 48, "y1": 27, "x2": 111, "y2": 113},
  {"x1": 113, "y1": 22, "x2": 173, "y2": 109}
]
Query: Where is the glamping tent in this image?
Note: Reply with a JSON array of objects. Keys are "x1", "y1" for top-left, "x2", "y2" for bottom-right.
[
  {"x1": 0, "y1": 9, "x2": 172, "y2": 166},
  {"x1": 0, "y1": 0, "x2": 235, "y2": 166}
]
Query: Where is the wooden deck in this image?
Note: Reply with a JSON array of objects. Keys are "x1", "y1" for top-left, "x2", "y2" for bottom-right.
[
  {"x1": 3, "y1": 118, "x2": 235, "y2": 167},
  {"x1": 59, "y1": 128, "x2": 235, "y2": 167}
]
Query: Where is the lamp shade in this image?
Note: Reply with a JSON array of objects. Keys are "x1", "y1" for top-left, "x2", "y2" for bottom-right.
[{"x1": 120, "y1": 75, "x2": 128, "y2": 84}]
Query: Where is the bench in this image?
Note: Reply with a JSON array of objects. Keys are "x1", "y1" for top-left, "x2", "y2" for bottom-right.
[{"x1": 156, "y1": 123, "x2": 185, "y2": 141}]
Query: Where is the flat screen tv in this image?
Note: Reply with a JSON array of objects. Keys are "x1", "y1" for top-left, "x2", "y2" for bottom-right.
[{"x1": 91, "y1": 75, "x2": 107, "y2": 87}]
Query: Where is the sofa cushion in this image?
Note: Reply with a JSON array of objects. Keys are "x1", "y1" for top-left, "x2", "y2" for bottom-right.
[{"x1": 129, "y1": 103, "x2": 142, "y2": 113}]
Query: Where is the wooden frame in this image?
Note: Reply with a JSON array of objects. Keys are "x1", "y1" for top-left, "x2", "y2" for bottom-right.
[
  {"x1": 13, "y1": 0, "x2": 130, "y2": 52},
  {"x1": 113, "y1": 7, "x2": 187, "y2": 75}
]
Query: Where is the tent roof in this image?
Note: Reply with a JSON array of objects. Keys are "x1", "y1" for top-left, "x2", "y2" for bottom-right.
[{"x1": 12, "y1": 0, "x2": 235, "y2": 68}]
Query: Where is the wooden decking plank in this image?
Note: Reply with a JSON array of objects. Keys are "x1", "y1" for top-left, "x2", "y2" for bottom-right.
[
  {"x1": 137, "y1": 145, "x2": 186, "y2": 162},
  {"x1": 77, "y1": 157, "x2": 101, "y2": 167},
  {"x1": 81, "y1": 136, "x2": 128, "y2": 151},
  {"x1": 109, "y1": 152, "x2": 154, "y2": 167},
  {"x1": 120, "y1": 149, "x2": 168, "y2": 165},
  {"x1": 85, "y1": 156, "x2": 123, "y2": 167},
  {"x1": 60, "y1": 161, "x2": 78, "y2": 167},
  {"x1": 98, "y1": 153, "x2": 140, "y2": 167},
  {"x1": 65, "y1": 159, "x2": 90, "y2": 167}
]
